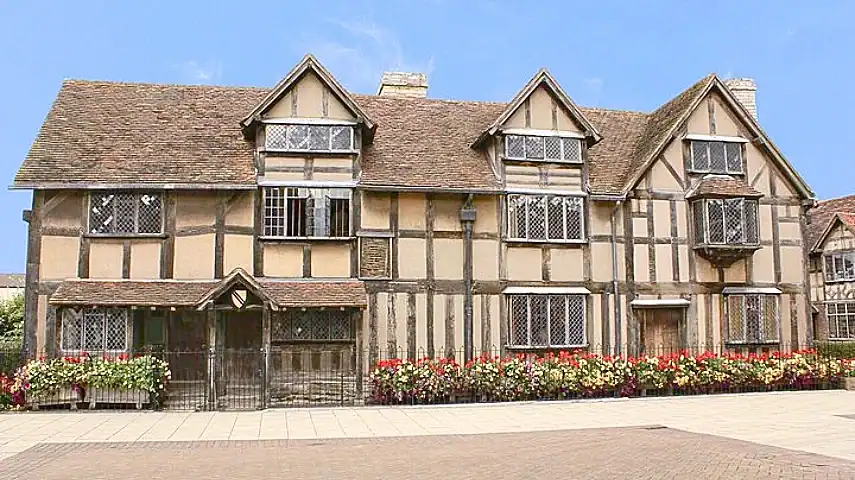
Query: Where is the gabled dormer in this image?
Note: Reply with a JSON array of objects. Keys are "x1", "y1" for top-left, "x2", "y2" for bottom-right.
[
  {"x1": 241, "y1": 54, "x2": 375, "y2": 154},
  {"x1": 473, "y1": 69, "x2": 601, "y2": 165}
]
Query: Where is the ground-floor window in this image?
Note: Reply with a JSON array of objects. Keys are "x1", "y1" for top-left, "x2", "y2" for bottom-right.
[
  {"x1": 826, "y1": 301, "x2": 855, "y2": 340},
  {"x1": 507, "y1": 294, "x2": 586, "y2": 348},
  {"x1": 725, "y1": 294, "x2": 779, "y2": 343},
  {"x1": 61, "y1": 307, "x2": 129, "y2": 352},
  {"x1": 272, "y1": 309, "x2": 353, "y2": 342}
]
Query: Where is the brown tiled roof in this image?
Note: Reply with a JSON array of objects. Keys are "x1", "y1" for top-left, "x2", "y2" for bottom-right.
[
  {"x1": 0, "y1": 274, "x2": 25, "y2": 288},
  {"x1": 259, "y1": 280, "x2": 367, "y2": 307},
  {"x1": 806, "y1": 195, "x2": 855, "y2": 251},
  {"x1": 50, "y1": 280, "x2": 217, "y2": 306},
  {"x1": 12, "y1": 73, "x2": 740, "y2": 195},
  {"x1": 50, "y1": 278, "x2": 367, "y2": 308},
  {"x1": 625, "y1": 75, "x2": 714, "y2": 193},
  {"x1": 686, "y1": 176, "x2": 764, "y2": 199},
  {"x1": 16, "y1": 81, "x2": 263, "y2": 187},
  {"x1": 354, "y1": 95, "x2": 504, "y2": 190}
]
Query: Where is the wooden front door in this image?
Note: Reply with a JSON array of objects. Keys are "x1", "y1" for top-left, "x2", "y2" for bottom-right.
[{"x1": 641, "y1": 309, "x2": 683, "y2": 356}]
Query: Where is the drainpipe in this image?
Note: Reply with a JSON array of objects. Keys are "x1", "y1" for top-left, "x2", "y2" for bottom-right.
[
  {"x1": 460, "y1": 194, "x2": 477, "y2": 362},
  {"x1": 611, "y1": 200, "x2": 623, "y2": 357}
]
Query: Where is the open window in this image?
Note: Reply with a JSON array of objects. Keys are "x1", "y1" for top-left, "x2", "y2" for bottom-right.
[{"x1": 263, "y1": 187, "x2": 351, "y2": 239}]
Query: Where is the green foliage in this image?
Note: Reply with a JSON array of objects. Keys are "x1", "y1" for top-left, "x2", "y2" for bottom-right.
[
  {"x1": 817, "y1": 342, "x2": 855, "y2": 360},
  {"x1": 15, "y1": 354, "x2": 172, "y2": 401},
  {"x1": 0, "y1": 293, "x2": 24, "y2": 344}
]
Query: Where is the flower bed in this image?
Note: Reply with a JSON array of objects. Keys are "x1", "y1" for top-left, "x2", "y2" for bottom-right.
[
  {"x1": 12, "y1": 354, "x2": 171, "y2": 409},
  {"x1": 371, "y1": 350, "x2": 855, "y2": 405}
]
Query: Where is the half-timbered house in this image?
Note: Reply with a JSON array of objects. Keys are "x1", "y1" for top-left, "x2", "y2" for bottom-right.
[
  {"x1": 14, "y1": 55, "x2": 815, "y2": 408},
  {"x1": 806, "y1": 195, "x2": 855, "y2": 342}
]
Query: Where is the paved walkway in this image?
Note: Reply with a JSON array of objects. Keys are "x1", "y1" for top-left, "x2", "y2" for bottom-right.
[{"x1": 0, "y1": 390, "x2": 852, "y2": 467}]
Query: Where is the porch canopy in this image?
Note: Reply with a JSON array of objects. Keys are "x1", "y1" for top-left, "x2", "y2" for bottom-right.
[{"x1": 50, "y1": 268, "x2": 368, "y2": 310}]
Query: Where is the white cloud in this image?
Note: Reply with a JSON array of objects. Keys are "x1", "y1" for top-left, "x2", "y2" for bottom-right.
[
  {"x1": 295, "y1": 18, "x2": 435, "y2": 92},
  {"x1": 175, "y1": 60, "x2": 223, "y2": 84}
]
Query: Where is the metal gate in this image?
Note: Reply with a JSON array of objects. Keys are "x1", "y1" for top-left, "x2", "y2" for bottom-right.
[{"x1": 213, "y1": 349, "x2": 265, "y2": 410}]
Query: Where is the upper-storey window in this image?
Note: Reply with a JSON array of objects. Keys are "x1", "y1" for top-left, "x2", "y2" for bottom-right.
[
  {"x1": 505, "y1": 135, "x2": 582, "y2": 163},
  {"x1": 689, "y1": 141, "x2": 743, "y2": 174},
  {"x1": 265, "y1": 124, "x2": 354, "y2": 152},
  {"x1": 692, "y1": 198, "x2": 758, "y2": 246},
  {"x1": 89, "y1": 192, "x2": 163, "y2": 235},
  {"x1": 507, "y1": 193, "x2": 584, "y2": 242},
  {"x1": 824, "y1": 252, "x2": 855, "y2": 282},
  {"x1": 263, "y1": 187, "x2": 351, "y2": 238}
]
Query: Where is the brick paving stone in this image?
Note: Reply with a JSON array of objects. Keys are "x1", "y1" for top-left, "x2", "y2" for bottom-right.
[{"x1": 0, "y1": 427, "x2": 853, "y2": 480}]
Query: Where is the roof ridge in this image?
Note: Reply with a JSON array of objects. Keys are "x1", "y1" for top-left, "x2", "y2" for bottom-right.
[
  {"x1": 62, "y1": 78, "x2": 269, "y2": 91},
  {"x1": 816, "y1": 193, "x2": 855, "y2": 204}
]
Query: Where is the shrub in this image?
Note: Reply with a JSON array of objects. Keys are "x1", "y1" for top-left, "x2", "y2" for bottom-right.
[
  {"x1": 816, "y1": 341, "x2": 855, "y2": 360},
  {"x1": 13, "y1": 354, "x2": 171, "y2": 406}
]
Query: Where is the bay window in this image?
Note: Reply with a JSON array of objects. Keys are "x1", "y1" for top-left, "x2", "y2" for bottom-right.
[{"x1": 692, "y1": 198, "x2": 758, "y2": 246}]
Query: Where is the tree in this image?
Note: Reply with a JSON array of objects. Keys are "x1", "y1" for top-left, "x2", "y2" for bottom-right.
[{"x1": 0, "y1": 293, "x2": 24, "y2": 344}]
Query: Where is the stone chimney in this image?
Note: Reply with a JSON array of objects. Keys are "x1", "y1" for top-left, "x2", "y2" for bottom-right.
[
  {"x1": 377, "y1": 72, "x2": 428, "y2": 98},
  {"x1": 724, "y1": 78, "x2": 757, "y2": 119}
]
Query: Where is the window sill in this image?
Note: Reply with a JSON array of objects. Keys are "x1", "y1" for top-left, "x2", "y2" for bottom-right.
[
  {"x1": 686, "y1": 170, "x2": 745, "y2": 176},
  {"x1": 723, "y1": 341, "x2": 780, "y2": 346},
  {"x1": 505, "y1": 344, "x2": 588, "y2": 351},
  {"x1": 83, "y1": 233, "x2": 167, "y2": 240},
  {"x1": 824, "y1": 338, "x2": 855, "y2": 342},
  {"x1": 693, "y1": 243, "x2": 760, "y2": 250},
  {"x1": 500, "y1": 155, "x2": 583, "y2": 165},
  {"x1": 270, "y1": 339, "x2": 356, "y2": 345},
  {"x1": 259, "y1": 236, "x2": 355, "y2": 242},
  {"x1": 262, "y1": 149, "x2": 359, "y2": 155},
  {"x1": 504, "y1": 238, "x2": 587, "y2": 246}
]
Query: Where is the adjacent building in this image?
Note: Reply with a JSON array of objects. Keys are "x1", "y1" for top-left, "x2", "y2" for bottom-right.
[
  {"x1": 806, "y1": 195, "x2": 855, "y2": 341},
  {"x1": 14, "y1": 55, "x2": 816, "y2": 406}
]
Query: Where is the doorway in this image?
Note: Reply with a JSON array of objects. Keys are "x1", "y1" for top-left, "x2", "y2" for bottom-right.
[{"x1": 640, "y1": 308, "x2": 684, "y2": 356}]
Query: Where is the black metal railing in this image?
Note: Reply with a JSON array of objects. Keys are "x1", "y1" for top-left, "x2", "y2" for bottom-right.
[{"x1": 0, "y1": 343, "x2": 848, "y2": 411}]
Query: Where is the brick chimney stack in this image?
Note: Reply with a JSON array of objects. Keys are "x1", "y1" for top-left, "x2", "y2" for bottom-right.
[
  {"x1": 377, "y1": 72, "x2": 428, "y2": 98},
  {"x1": 724, "y1": 78, "x2": 757, "y2": 119}
]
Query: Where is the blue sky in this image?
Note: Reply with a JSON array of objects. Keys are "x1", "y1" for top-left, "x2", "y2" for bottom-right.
[{"x1": 1, "y1": 1, "x2": 853, "y2": 272}]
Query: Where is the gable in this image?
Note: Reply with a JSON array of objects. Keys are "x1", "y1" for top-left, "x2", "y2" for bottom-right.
[
  {"x1": 816, "y1": 217, "x2": 855, "y2": 252},
  {"x1": 241, "y1": 54, "x2": 374, "y2": 136},
  {"x1": 262, "y1": 70, "x2": 356, "y2": 121},
  {"x1": 474, "y1": 69, "x2": 601, "y2": 147},
  {"x1": 503, "y1": 85, "x2": 586, "y2": 133},
  {"x1": 627, "y1": 78, "x2": 812, "y2": 200}
]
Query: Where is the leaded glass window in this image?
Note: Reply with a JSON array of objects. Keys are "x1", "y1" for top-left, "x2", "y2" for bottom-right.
[
  {"x1": 61, "y1": 308, "x2": 128, "y2": 352},
  {"x1": 507, "y1": 294, "x2": 586, "y2": 347},
  {"x1": 265, "y1": 124, "x2": 354, "y2": 152},
  {"x1": 507, "y1": 194, "x2": 584, "y2": 241},
  {"x1": 89, "y1": 192, "x2": 163, "y2": 235},
  {"x1": 505, "y1": 135, "x2": 582, "y2": 163},
  {"x1": 693, "y1": 198, "x2": 759, "y2": 246},
  {"x1": 689, "y1": 141, "x2": 743, "y2": 174},
  {"x1": 726, "y1": 294, "x2": 779, "y2": 343}
]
